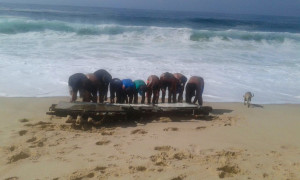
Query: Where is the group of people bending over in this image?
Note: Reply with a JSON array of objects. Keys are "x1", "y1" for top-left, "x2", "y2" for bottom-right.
[{"x1": 68, "y1": 69, "x2": 204, "y2": 105}]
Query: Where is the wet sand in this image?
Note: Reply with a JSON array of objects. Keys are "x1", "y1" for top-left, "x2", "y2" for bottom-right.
[{"x1": 0, "y1": 97, "x2": 300, "y2": 179}]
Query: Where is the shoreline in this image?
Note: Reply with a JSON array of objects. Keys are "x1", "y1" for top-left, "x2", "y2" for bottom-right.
[
  {"x1": 0, "y1": 97, "x2": 300, "y2": 179},
  {"x1": 0, "y1": 96, "x2": 299, "y2": 105}
]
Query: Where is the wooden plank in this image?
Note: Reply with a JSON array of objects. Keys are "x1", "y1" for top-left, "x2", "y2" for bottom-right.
[
  {"x1": 55, "y1": 101, "x2": 124, "y2": 112},
  {"x1": 48, "y1": 101, "x2": 212, "y2": 116}
]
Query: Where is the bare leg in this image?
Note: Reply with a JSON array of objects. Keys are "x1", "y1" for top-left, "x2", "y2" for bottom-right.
[
  {"x1": 99, "y1": 93, "x2": 104, "y2": 103},
  {"x1": 153, "y1": 89, "x2": 159, "y2": 104},
  {"x1": 178, "y1": 90, "x2": 183, "y2": 103},
  {"x1": 156, "y1": 90, "x2": 160, "y2": 104},
  {"x1": 147, "y1": 90, "x2": 152, "y2": 104},
  {"x1": 153, "y1": 90, "x2": 157, "y2": 105},
  {"x1": 185, "y1": 91, "x2": 192, "y2": 103},
  {"x1": 161, "y1": 87, "x2": 166, "y2": 103},
  {"x1": 167, "y1": 86, "x2": 172, "y2": 103},
  {"x1": 110, "y1": 88, "x2": 115, "y2": 103},
  {"x1": 71, "y1": 90, "x2": 78, "y2": 102},
  {"x1": 91, "y1": 91, "x2": 97, "y2": 103},
  {"x1": 104, "y1": 85, "x2": 108, "y2": 101},
  {"x1": 129, "y1": 93, "x2": 133, "y2": 104},
  {"x1": 141, "y1": 93, "x2": 145, "y2": 104},
  {"x1": 198, "y1": 95, "x2": 203, "y2": 106},
  {"x1": 172, "y1": 90, "x2": 176, "y2": 103},
  {"x1": 82, "y1": 90, "x2": 91, "y2": 102},
  {"x1": 134, "y1": 93, "x2": 138, "y2": 104},
  {"x1": 116, "y1": 90, "x2": 122, "y2": 103}
]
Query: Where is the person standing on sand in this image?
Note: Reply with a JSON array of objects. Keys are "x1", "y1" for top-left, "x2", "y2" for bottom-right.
[
  {"x1": 146, "y1": 75, "x2": 160, "y2": 104},
  {"x1": 110, "y1": 78, "x2": 123, "y2": 103},
  {"x1": 160, "y1": 72, "x2": 178, "y2": 103},
  {"x1": 173, "y1": 73, "x2": 187, "y2": 103},
  {"x1": 93, "y1": 69, "x2": 112, "y2": 103},
  {"x1": 133, "y1": 80, "x2": 147, "y2": 104},
  {"x1": 185, "y1": 76, "x2": 204, "y2": 106},
  {"x1": 68, "y1": 73, "x2": 95, "y2": 102},
  {"x1": 122, "y1": 79, "x2": 135, "y2": 104}
]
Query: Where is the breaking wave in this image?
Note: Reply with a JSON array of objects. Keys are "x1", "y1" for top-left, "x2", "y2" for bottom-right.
[{"x1": 1, "y1": 18, "x2": 299, "y2": 43}]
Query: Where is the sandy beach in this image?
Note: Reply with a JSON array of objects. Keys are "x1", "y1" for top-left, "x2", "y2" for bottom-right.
[{"x1": 0, "y1": 97, "x2": 300, "y2": 180}]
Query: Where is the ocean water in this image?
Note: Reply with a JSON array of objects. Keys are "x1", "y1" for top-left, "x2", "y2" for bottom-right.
[{"x1": 0, "y1": 3, "x2": 300, "y2": 103}]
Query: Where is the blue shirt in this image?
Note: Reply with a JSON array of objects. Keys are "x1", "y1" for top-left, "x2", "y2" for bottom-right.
[{"x1": 122, "y1": 79, "x2": 135, "y2": 89}]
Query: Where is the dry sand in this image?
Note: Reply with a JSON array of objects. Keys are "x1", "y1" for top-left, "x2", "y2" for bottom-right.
[{"x1": 0, "y1": 97, "x2": 300, "y2": 180}]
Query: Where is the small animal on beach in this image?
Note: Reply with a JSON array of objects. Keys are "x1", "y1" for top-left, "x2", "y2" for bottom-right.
[{"x1": 243, "y1": 92, "x2": 254, "y2": 108}]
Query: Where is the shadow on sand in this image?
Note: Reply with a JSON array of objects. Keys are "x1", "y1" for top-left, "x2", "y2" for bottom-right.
[
  {"x1": 211, "y1": 109, "x2": 233, "y2": 115},
  {"x1": 68, "y1": 112, "x2": 217, "y2": 130},
  {"x1": 251, "y1": 104, "x2": 264, "y2": 108}
]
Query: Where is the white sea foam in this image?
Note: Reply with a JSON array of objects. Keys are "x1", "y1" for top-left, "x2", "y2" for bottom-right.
[{"x1": 0, "y1": 20, "x2": 300, "y2": 103}]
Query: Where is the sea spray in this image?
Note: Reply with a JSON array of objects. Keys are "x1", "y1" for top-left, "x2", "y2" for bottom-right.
[{"x1": 0, "y1": 3, "x2": 299, "y2": 103}]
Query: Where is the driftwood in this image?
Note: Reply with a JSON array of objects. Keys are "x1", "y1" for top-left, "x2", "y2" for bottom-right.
[{"x1": 47, "y1": 101, "x2": 212, "y2": 122}]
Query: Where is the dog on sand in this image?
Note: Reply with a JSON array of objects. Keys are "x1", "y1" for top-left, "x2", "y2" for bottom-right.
[{"x1": 244, "y1": 92, "x2": 254, "y2": 108}]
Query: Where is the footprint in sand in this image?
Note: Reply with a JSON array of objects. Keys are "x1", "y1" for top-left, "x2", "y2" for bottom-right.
[
  {"x1": 18, "y1": 130, "x2": 27, "y2": 136},
  {"x1": 35, "y1": 121, "x2": 54, "y2": 129},
  {"x1": 163, "y1": 127, "x2": 178, "y2": 131},
  {"x1": 263, "y1": 173, "x2": 269, "y2": 178},
  {"x1": 4, "y1": 177, "x2": 19, "y2": 180},
  {"x1": 8, "y1": 150, "x2": 30, "y2": 163},
  {"x1": 94, "y1": 166, "x2": 107, "y2": 173},
  {"x1": 136, "y1": 166, "x2": 147, "y2": 171},
  {"x1": 37, "y1": 141, "x2": 44, "y2": 147},
  {"x1": 131, "y1": 129, "x2": 147, "y2": 135},
  {"x1": 69, "y1": 166, "x2": 111, "y2": 180},
  {"x1": 28, "y1": 137, "x2": 46, "y2": 148},
  {"x1": 69, "y1": 171, "x2": 95, "y2": 180},
  {"x1": 280, "y1": 144, "x2": 298, "y2": 151},
  {"x1": 154, "y1": 146, "x2": 173, "y2": 151},
  {"x1": 172, "y1": 152, "x2": 191, "y2": 160},
  {"x1": 150, "y1": 154, "x2": 168, "y2": 166},
  {"x1": 19, "y1": 118, "x2": 29, "y2": 123},
  {"x1": 26, "y1": 137, "x2": 37, "y2": 143},
  {"x1": 101, "y1": 131, "x2": 115, "y2": 136},
  {"x1": 150, "y1": 150, "x2": 191, "y2": 167},
  {"x1": 270, "y1": 150, "x2": 282, "y2": 157},
  {"x1": 195, "y1": 126, "x2": 206, "y2": 130},
  {"x1": 8, "y1": 145, "x2": 16, "y2": 152},
  {"x1": 129, "y1": 166, "x2": 147, "y2": 173},
  {"x1": 151, "y1": 146, "x2": 175, "y2": 166},
  {"x1": 96, "y1": 140, "x2": 111, "y2": 145},
  {"x1": 157, "y1": 168, "x2": 164, "y2": 172},
  {"x1": 114, "y1": 144, "x2": 125, "y2": 154},
  {"x1": 59, "y1": 124, "x2": 71, "y2": 131},
  {"x1": 24, "y1": 121, "x2": 55, "y2": 131},
  {"x1": 217, "y1": 164, "x2": 241, "y2": 178},
  {"x1": 171, "y1": 174, "x2": 186, "y2": 180}
]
